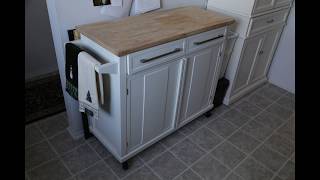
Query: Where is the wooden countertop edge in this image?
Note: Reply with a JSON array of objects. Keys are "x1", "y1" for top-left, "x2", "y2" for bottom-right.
[{"x1": 79, "y1": 20, "x2": 234, "y2": 57}]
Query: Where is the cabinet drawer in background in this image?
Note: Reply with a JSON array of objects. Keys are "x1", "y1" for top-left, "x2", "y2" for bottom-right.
[
  {"x1": 247, "y1": 8, "x2": 289, "y2": 36},
  {"x1": 127, "y1": 39, "x2": 185, "y2": 74},
  {"x1": 252, "y1": 0, "x2": 274, "y2": 14},
  {"x1": 187, "y1": 27, "x2": 226, "y2": 54}
]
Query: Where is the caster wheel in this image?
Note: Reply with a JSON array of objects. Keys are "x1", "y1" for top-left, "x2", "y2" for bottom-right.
[
  {"x1": 204, "y1": 111, "x2": 212, "y2": 118},
  {"x1": 122, "y1": 161, "x2": 129, "y2": 170}
]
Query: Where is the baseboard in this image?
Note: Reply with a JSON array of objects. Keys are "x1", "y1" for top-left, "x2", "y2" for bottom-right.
[
  {"x1": 177, "y1": 104, "x2": 213, "y2": 128},
  {"x1": 25, "y1": 71, "x2": 60, "y2": 85},
  {"x1": 224, "y1": 78, "x2": 268, "y2": 105}
]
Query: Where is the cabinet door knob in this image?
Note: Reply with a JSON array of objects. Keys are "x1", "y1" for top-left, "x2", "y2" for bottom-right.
[
  {"x1": 266, "y1": 19, "x2": 274, "y2": 23},
  {"x1": 259, "y1": 50, "x2": 264, "y2": 55}
]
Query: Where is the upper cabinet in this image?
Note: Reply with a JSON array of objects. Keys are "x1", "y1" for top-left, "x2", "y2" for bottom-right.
[{"x1": 207, "y1": 0, "x2": 292, "y2": 16}]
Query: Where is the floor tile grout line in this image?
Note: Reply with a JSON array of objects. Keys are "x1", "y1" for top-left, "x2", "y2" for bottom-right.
[
  {"x1": 219, "y1": 92, "x2": 294, "y2": 179},
  {"x1": 25, "y1": 124, "x2": 47, "y2": 149},
  {"x1": 27, "y1": 85, "x2": 292, "y2": 179},
  {"x1": 66, "y1": 159, "x2": 106, "y2": 179},
  {"x1": 25, "y1": 125, "x2": 67, "y2": 173},
  {"x1": 35, "y1": 124, "x2": 74, "y2": 180},
  {"x1": 85, "y1": 140, "x2": 122, "y2": 180},
  {"x1": 270, "y1": 151, "x2": 295, "y2": 180},
  {"x1": 25, "y1": 154, "x2": 63, "y2": 173},
  {"x1": 269, "y1": 129, "x2": 295, "y2": 180},
  {"x1": 138, "y1": 156, "x2": 165, "y2": 180},
  {"x1": 161, "y1": 111, "x2": 245, "y2": 180},
  {"x1": 113, "y1": 154, "x2": 163, "y2": 180},
  {"x1": 224, "y1": 111, "x2": 294, "y2": 180},
  {"x1": 140, "y1": 125, "x2": 216, "y2": 180},
  {"x1": 272, "y1": 122, "x2": 295, "y2": 144},
  {"x1": 164, "y1": 106, "x2": 260, "y2": 179},
  {"x1": 25, "y1": 139, "x2": 48, "y2": 150},
  {"x1": 221, "y1": 170, "x2": 245, "y2": 180},
  {"x1": 167, "y1": 145, "x2": 208, "y2": 180},
  {"x1": 25, "y1": 115, "x2": 72, "y2": 150}
]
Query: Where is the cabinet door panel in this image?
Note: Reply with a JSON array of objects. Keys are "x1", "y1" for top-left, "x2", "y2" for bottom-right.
[
  {"x1": 233, "y1": 34, "x2": 264, "y2": 93},
  {"x1": 128, "y1": 59, "x2": 183, "y2": 150},
  {"x1": 253, "y1": 0, "x2": 275, "y2": 14},
  {"x1": 143, "y1": 67, "x2": 169, "y2": 142},
  {"x1": 179, "y1": 43, "x2": 222, "y2": 124},
  {"x1": 250, "y1": 27, "x2": 283, "y2": 83}
]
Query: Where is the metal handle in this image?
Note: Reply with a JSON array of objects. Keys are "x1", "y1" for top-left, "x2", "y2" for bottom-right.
[
  {"x1": 140, "y1": 48, "x2": 182, "y2": 63},
  {"x1": 194, "y1": 34, "x2": 224, "y2": 45},
  {"x1": 266, "y1": 19, "x2": 274, "y2": 23}
]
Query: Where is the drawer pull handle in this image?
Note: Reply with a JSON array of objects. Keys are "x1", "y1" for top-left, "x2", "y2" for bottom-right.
[
  {"x1": 140, "y1": 48, "x2": 182, "y2": 63},
  {"x1": 266, "y1": 19, "x2": 274, "y2": 23},
  {"x1": 194, "y1": 34, "x2": 224, "y2": 45}
]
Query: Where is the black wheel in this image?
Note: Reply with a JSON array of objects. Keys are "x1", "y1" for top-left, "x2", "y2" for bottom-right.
[
  {"x1": 122, "y1": 161, "x2": 129, "y2": 170},
  {"x1": 204, "y1": 111, "x2": 212, "y2": 118}
]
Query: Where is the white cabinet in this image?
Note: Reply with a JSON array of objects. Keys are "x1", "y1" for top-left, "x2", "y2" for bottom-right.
[
  {"x1": 207, "y1": 0, "x2": 292, "y2": 105},
  {"x1": 233, "y1": 34, "x2": 264, "y2": 93},
  {"x1": 179, "y1": 44, "x2": 223, "y2": 125},
  {"x1": 127, "y1": 58, "x2": 184, "y2": 151},
  {"x1": 233, "y1": 26, "x2": 282, "y2": 94},
  {"x1": 79, "y1": 25, "x2": 228, "y2": 163},
  {"x1": 249, "y1": 27, "x2": 282, "y2": 83},
  {"x1": 207, "y1": 0, "x2": 292, "y2": 16}
]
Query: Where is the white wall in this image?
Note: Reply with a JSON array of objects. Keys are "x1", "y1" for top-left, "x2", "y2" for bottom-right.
[
  {"x1": 46, "y1": 0, "x2": 207, "y2": 138},
  {"x1": 268, "y1": 2, "x2": 295, "y2": 93},
  {"x1": 25, "y1": 0, "x2": 58, "y2": 80}
]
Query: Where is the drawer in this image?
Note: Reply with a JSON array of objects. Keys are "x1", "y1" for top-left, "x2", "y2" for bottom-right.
[
  {"x1": 247, "y1": 8, "x2": 289, "y2": 36},
  {"x1": 187, "y1": 27, "x2": 226, "y2": 54},
  {"x1": 127, "y1": 39, "x2": 185, "y2": 74},
  {"x1": 252, "y1": 0, "x2": 275, "y2": 14},
  {"x1": 274, "y1": 0, "x2": 292, "y2": 8}
]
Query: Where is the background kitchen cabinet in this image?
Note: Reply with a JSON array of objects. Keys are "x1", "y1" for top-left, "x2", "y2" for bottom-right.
[
  {"x1": 249, "y1": 26, "x2": 283, "y2": 83},
  {"x1": 233, "y1": 33, "x2": 264, "y2": 93},
  {"x1": 207, "y1": 0, "x2": 293, "y2": 105}
]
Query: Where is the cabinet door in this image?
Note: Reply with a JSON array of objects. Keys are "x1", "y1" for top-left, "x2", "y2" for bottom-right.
[
  {"x1": 250, "y1": 27, "x2": 283, "y2": 83},
  {"x1": 253, "y1": 0, "x2": 275, "y2": 14},
  {"x1": 179, "y1": 43, "x2": 223, "y2": 125},
  {"x1": 233, "y1": 33, "x2": 264, "y2": 93},
  {"x1": 127, "y1": 58, "x2": 184, "y2": 151},
  {"x1": 274, "y1": 0, "x2": 292, "y2": 8}
]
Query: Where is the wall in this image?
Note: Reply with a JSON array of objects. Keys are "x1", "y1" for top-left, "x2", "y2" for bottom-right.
[
  {"x1": 25, "y1": 0, "x2": 58, "y2": 80},
  {"x1": 268, "y1": 2, "x2": 295, "y2": 93},
  {"x1": 46, "y1": 0, "x2": 207, "y2": 138}
]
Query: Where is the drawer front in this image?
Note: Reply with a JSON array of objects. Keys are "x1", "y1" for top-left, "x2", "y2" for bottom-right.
[
  {"x1": 187, "y1": 27, "x2": 226, "y2": 54},
  {"x1": 252, "y1": 0, "x2": 275, "y2": 14},
  {"x1": 247, "y1": 8, "x2": 289, "y2": 36},
  {"x1": 274, "y1": 0, "x2": 292, "y2": 8},
  {"x1": 127, "y1": 39, "x2": 185, "y2": 74}
]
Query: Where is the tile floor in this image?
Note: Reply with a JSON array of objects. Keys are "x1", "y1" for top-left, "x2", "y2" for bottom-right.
[{"x1": 25, "y1": 83, "x2": 295, "y2": 180}]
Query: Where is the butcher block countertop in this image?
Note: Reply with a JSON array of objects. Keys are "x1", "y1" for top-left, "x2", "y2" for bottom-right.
[{"x1": 76, "y1": 6, "x2": 235, "y2": 56}]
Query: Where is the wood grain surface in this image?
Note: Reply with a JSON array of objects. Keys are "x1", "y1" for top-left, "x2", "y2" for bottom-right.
[{"x1": 77, "y1": 6, "x2": 235, "y2": 56}]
